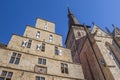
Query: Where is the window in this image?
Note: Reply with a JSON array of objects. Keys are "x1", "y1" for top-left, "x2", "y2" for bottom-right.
[
  {"x1": 55, "y1": 46, "x2": 62, "y2": 55},
  {"x1": 38, "y1": 58, "x2": 46, "y2": 65},
  {"x1": 36, "y1": 76, "x2": 45, "y2": 80},
  {"x1": 27, "y1": 40, "x2": 32, "y2": 48},
  {"x1": 41, "y1": 43, "x2": 45, "y2": 52},
  {"x1": 55, "y1": 46, "x2": 58, "y2": 55},
  {"x1": 21, "y1": 41, "x2": 27, "y2": 47},
  {"x1": 49, "y1": 35, "x2": 53, "y2": 42},
  {"x1": 9, "y1": 52, "x2": 21, "y2": 64},
  {"x1": 61, "y1": 63, "x2": 68, "y2": 74},
  {"x1": 36, "y1": 44, "x2": 41, "y2": 51},
  {"x1": 0, "y1": 71, "x2": 13, "y2": 80},
  {"x1": 77, "y1": 31, "x2": 81, "y2": 36},
  {"x1": 21, "y1": 39, "x2": 32, "y2": 48},
  {"x1": 36, "y1": 31, "x2": 40, "y2": 38}
]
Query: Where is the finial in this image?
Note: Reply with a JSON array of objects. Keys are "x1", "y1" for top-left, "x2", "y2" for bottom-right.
[{"x1": 68, "y1": 7, "x2": 72, "y2": 15}]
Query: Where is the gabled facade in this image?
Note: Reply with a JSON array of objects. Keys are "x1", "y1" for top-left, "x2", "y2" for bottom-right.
[
  {"x1": 0, "y1": 18, "x2": 84, "y2": 80},
  {"x1": 66, "y1": 8, "x2": 120, "y2": 80}
]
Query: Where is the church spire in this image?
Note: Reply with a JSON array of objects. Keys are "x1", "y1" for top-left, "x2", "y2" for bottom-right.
[{"x1": 67, "y1": 7, "x2": 80, "y2": 28}]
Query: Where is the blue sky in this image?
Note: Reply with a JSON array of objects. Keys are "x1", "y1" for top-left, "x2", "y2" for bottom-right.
[{"x1": 0, "y1": 0, "x2": 120, "y2": 46}]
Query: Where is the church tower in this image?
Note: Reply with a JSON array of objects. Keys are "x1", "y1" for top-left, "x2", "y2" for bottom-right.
[
  {"x1": 66, "y1": 7, "x2": 120, "y2": 80},
  {"x1": 66, "y1": 8, "x2": 90, "y2": 63}
]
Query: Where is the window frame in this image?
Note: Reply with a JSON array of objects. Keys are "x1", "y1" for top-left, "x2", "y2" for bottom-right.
[
  {"x1": 0, "y1": 71, "x2": 13, "y2": 80},
  {"x1": 9, "y1": 52, "x2": 21, "y2": 65},
  {"x1": 61, "y1": 63, "x2": 68, "y2": 74}
]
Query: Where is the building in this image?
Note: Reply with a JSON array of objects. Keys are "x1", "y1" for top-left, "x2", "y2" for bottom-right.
[
  {"x1": 0, "y1": 18, "x2": 85, "y2": 80},
  {"x1": 66, "y1": 8, "x2": 120, "y2": 80}
]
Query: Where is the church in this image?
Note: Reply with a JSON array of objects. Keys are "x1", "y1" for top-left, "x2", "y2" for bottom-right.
[
  {"x1": 0, "y1": 8, "x2": 120, "y2": 80},
  {"x1": 66, "y1": 8, "x2": 120, "y2": 80}
]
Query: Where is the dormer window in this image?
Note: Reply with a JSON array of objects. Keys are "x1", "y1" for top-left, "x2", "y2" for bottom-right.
[
  {"x1": 36, "y1": 31, "x2": 40, "y2": 38},
  {"x1": 49, "y1": 35, "x2": 53, "y2": 42}
]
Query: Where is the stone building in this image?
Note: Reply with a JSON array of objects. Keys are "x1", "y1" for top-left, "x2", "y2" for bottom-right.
[
  {"x1": 0, "y1": 18, "x2": 84, "y2": 80},
  {"x1": 66, "y1": 8, "x2": 120, "y2": 80}
]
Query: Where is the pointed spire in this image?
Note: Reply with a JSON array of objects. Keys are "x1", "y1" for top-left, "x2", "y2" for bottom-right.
[
  {"x1": 67, "y1": 7, "x2": 80, "y2": 28},
  {"x1": 68, "y1": 7, "x2": 72, "y2": 15}
]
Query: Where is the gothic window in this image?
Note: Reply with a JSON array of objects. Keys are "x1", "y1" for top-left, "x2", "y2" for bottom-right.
[
  {"x1": 9, "y1": 52, "x2": 21, "y2": 65},
  {"x1": 27, "y1": 40, "x2": 32, "y2": 48},
  {"x1": 0, "y1": 71, "x2": 13, "y2": 80},
  {"x1": 49, "y1": 35, "x2": 53, "y2": 42},
  {"x1": 36, "y1": 44, "x2": 41, "y2": 51},
  {"x1": 61, "y1": 63, "x2": 68, "y2": 74},
  {"x1": 36, "y1": 76, "x2": 45, "y2": 80},
  {"x1": 38, "y1": 58, "x2": 46, "y2": 65},
  {"x1": 36, "y1": 31, "x2": 40, "y2": 38},
  {"x1": 41, "y1": 43, "x2": 45, "y2": 52}
]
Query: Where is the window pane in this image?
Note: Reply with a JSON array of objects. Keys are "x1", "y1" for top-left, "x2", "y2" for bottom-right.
[
  {"x1": 7, "y1": 72, "x2": 13, "y2": 78},
  {"x1": 9, "y1": 57, "x2": 15, "y2": 63},
  {"x1": 27, "y1": 43, "x2": 31, "y2": 48},
  {"x1": 61, "y1": 67, "x2": 64, "y2": 73},
  {"x1": 64, "y1": 64, "x2": 68, "y2": 68},
  {"x1": 12, "y1": 52, "x2": 17, "y2": 57},
  {"x1": 36, "y1": 76, "x2": 40, "y2": 80},
  {"x1": 41, "y1": 77, "x2": 45, "y2": 80},
  {"x1": 41, "y1": 43, "x2": 45, "y2": 52},
  {"x1": 36, "y1": 31, "x2": 40, "y2": 38},
  {"x1": 17, "y1": 54, "x2": 21, "y2": 58},
  {"x1": 27, "y1": 40, "x2": 32, "y2": 48},
  {"x1": 15, "y1": 58, "x2": 20, "y2": 64},
  {"x1": 36, "y1": 44, "x2": 41, "y2": 50},
  {"x1": 43, "y1": 59, "x2": 46, "y2": 65},
  {"x1": 61, "y1": 63, "x2": 64, "y2": 67},
  {"x1": 38, "y1": 58, "x2": 42, "y2": 64},
  {"x1": 0, "y1": 78, "x2": 4, "y2": 80},
  {"x1": 1, "y1": 71, "x2": 7, "y2": 76},
  {"x1": 65, "y1": 68, "x2": 68, "y2": 74}
]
